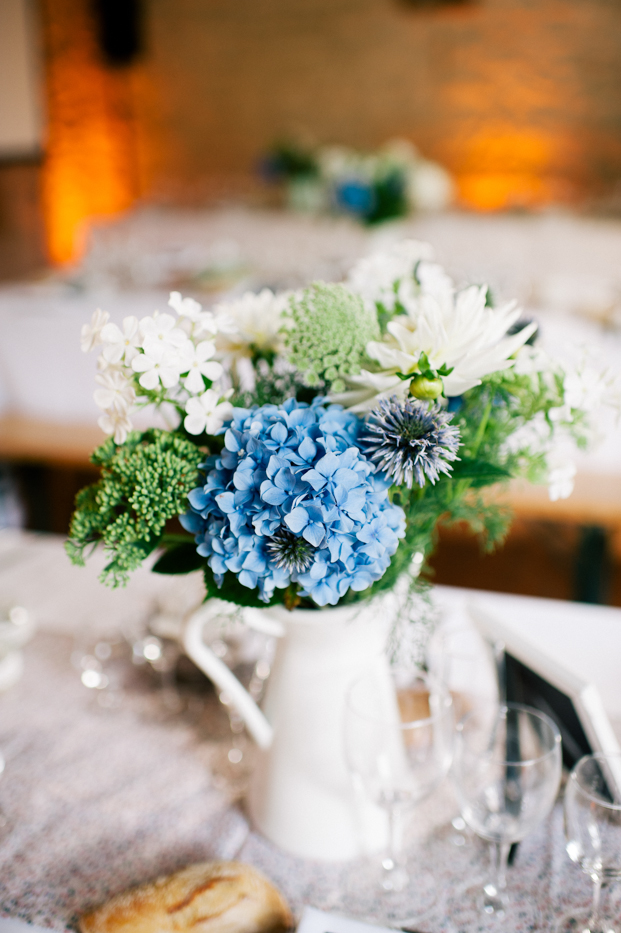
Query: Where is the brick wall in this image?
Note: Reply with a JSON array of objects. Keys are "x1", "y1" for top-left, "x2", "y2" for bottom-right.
[{"x1": 134, "y1": 0, "x2": 621, "y2": 208}]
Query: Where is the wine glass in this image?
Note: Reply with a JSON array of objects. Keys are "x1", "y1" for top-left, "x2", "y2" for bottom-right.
[
  {"x1": 427, "y1": 624, "x2": 500, "y2": 847},
  {"x1": 343, "y1": 667, "x2": 454, "y2": 923},
  {"x1": 557, "y1": 753, "x2": 621, "y2": 933},
  {"x1": 452, "y1": 702, "x2": 562, "y2": 920}
]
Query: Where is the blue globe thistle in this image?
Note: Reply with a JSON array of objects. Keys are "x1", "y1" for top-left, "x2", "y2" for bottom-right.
[
  {"x1": 361, "y1": 396, "x2": 460, "y2": 489},
  {"x1": 265, "y1": 527, "x2": 316, "y2": 573},
  {"x1": 181, "y1": 397, "x2": 405, "y2": 607}
]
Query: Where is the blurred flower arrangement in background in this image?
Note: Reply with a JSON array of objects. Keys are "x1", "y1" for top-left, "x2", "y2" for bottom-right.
[
  {"x1": 67, "y1": 239, "x2": 617, "y2": 612},
  {"x1": 262, "y1": 139, "x2": 454, "y2": 223}
]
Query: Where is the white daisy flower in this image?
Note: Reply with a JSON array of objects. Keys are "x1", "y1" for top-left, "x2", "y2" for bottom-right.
[
  {"x1": 98, "y1": 409, "x2": 134, "y2": 445},
  {"x1": 100, "y1": 316, "x2": 141, "y2": 365},
  {"x1": 168, "y1": 291, "x2": 203, "y2": 321},
  {"x1": 179, "y1": 340, "x2": 223, "y2": 394},
  {"x1": 81, "y1": 308, "x2": 109, "y2": 353},
  {"x1": 132, "y1": 344, "x2": 182, "y2": 390},
  {"x1": 139, "y1": 312, "x2": 187, "y2": 354},
  {"x1": 184, "y1": 389, "x2": 234, "y2": 436},
  {"x1": 93, "y1": 370, "x2": 136, "y2": 413}
]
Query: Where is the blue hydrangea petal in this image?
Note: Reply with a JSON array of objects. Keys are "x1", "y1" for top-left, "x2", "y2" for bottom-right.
[
  {"x1": 302, "y1": 522, "x2": 325, "y2": 548},
  {"x1": 284, "y1": 506, "x2": 309, "y2": 533}
]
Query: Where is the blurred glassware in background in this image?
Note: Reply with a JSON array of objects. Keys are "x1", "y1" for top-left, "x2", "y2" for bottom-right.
[
  {"x1": 427, "y1": 623, "x2": 501, "y2": 849},
  {"x1": 70, "y1": 588, "x2": 275, "y2": 798},
  {"x1": 0, "y1": 604, "x2": 35, "y2": 691},
  {"x1": 72, "y1": 227, "x2": 249, "y2": 293},
  {"x1": 71, "y1": 619, "x2": 132, "y2": 710},
  {"x1": 199, "y1": 609, "x2": 275, "y2": 797},
  {"x1": 427, "y1": 623, "x2": 501, "y2": 723},
  {"x1": 342, "y1": 667, "x2": 454, "y2": 925},
  {"x1": 451, "y1": 703, "x2": 562, "y2": 927},
  {"x1": 558, "y1": 753, "x2": 621, "y2": 933}
]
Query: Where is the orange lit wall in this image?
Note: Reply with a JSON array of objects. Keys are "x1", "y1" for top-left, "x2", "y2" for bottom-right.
[
  {"x1": 130, "y1": 0, "x2": 621, "y2": 213},
  {"x1": 37, "y1": 0, "x2": 621, "y2": 230},
  {"x1": 40, "y1": 0, "x2": 139, "y2": 264}
]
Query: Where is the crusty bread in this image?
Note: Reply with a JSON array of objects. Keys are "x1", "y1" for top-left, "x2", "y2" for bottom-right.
[{"x1": 79, "y1": 860, "x2": 293, "y2": 933}]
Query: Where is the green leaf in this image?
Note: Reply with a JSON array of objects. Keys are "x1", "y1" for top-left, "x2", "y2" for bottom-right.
[
  {"x1": 451, "y1": 457, "x2": 512, "y2": 487},
  {"x1": 152, "y1": 543, "x2": 205, "y2": 575},
  {"x1": 202, "y1": 566, "x2": 281, "y2": 608},
  {"x1": 418, "y1": 351, "x2": 430, "y2": 372},
  {"x1": 395, "y1": 371, "x2": 414, "y2": 382}
]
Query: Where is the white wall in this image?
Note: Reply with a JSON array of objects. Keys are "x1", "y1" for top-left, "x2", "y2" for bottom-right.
[{"x1": 0, "y1": 0, "x2": 42, "y2": 158}]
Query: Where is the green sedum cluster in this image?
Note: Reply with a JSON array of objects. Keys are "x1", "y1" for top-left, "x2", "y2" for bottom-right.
[
  {"x1": 65, "y1": 429, "x2": 202, "y2": 587},
  {"x1": 284, "y1": 283, "x2": 379, "y2": 392}
]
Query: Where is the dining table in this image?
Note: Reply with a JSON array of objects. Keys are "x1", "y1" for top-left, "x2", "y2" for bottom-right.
[{"x1": 0, "y1": 528, "x2": 616, "y2": 933}]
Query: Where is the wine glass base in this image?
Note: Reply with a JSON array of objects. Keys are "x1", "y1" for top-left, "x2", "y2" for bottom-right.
[
  {"x1": 340, "y1": 856, "x2": 437, "y2": 926},
  {"x1": 446, "y1": 881, "x2": 541, "y2": 931},
  {"x1": 555, "y1": 909, "x2": 619, "y2": 933}
]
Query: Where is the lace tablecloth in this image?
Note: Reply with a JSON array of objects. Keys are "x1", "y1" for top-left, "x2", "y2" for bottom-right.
[{"x1": 0, "y1": 532, "x2": 600, "y2": 933}]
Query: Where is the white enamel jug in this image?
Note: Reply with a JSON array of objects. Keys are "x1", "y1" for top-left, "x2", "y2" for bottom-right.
[{"x1": 183, "y1": 592, "x2": 399, "y2": 860}]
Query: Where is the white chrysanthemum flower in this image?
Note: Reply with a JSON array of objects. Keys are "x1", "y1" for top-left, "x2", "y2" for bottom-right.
[
  {"x1": 184, "y1": 389, "x2": 233, "y2": 436},
  {"x1": 347, "y1": 240, "x2": 435, "y2": 312},
  {"x1": 213, "y1": 289, "x2": 291, "y2": 378},
  {"x1": 100, "y1": 316, "x2": 141, "y2": 365},
  {"x1": 132, "y1": 344, "x2": 181, "y2": 390},
  {"x1": 93, "y1": 370, "x2": 136, "y2": 413},
  {"x1": 333, "y1": 280, "x2": 537, "y2": 411},
  {"x1": 98, "y1": 409, "x2": 133, "y2": 445},
  {"x1": 179, "y1": 340, "x2": 223, "y2": 394},
  {"x1": 140, "y1": 312, "x2": 187, "y2": 354},
  {"x1": 81, "y1": 308, "x2": 109, "y2": 353}
]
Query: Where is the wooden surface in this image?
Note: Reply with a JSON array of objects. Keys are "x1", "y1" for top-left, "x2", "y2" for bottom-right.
[{"x1": 0, "y1": 414, "x2": 102, "y2": 467}]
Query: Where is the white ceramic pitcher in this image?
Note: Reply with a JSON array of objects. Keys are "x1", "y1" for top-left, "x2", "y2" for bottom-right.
[{"x1": 183, "y1": 592, "x2": 399, "y2": 860}]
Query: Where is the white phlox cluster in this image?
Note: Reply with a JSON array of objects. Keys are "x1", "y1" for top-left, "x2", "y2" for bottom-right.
[{"x1": 81, "y1": 293, "x2": 236, "y2": 444}]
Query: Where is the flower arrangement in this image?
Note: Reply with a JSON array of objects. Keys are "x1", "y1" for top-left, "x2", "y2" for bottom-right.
[
  {"x1": 263, "y1": 139, "x2": 453, "y2": 223},
  {"x1": 67, "y1": 239, "x2": 612, "y2": 610}
]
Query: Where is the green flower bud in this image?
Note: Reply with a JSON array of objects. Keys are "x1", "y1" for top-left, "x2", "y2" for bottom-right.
[{"x1": 409, "y1": 374, "x2": 444, "y2": 400}]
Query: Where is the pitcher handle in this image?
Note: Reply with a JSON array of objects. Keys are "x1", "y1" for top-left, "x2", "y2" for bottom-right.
[{"x1": 183, "y1": 600, "x2": 274, "y2": 750}]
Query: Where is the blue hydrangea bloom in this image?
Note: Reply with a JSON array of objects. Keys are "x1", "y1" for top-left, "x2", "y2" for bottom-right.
[{"x1": 181, "y1": 397, "x2": 406, "y2": 607}]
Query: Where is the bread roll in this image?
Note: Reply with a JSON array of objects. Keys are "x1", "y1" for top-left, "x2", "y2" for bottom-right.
[{"x1": 79, "y1": 860, "x2": 293, "y2": 933}]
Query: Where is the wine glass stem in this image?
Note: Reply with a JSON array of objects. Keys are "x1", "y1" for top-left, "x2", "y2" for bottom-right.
[
  {"x1": 590, "y1": 876, "x2": 603, "y2": 926},
  {"x1": 381, "y1": 804, "x2": 408, "y2": 892},
  {"x1": 483, "y1": 840, "x2": 510, "y2": 914},
  {"x1": 589, "y1": 877, "x2": 619, "y2": 930}
]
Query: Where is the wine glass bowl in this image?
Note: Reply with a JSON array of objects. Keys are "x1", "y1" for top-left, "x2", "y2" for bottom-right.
[
  {"x1": 453, "y1": 703, "x2": 562, "y2": 919},
  {"x1": 558, "y1": 753, "x2": 621, "y2": 933}
]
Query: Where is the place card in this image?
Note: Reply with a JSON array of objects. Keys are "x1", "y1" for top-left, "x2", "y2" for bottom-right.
[{"x1": 297, "y1": 906, "x2": 398, "y2": 933}]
